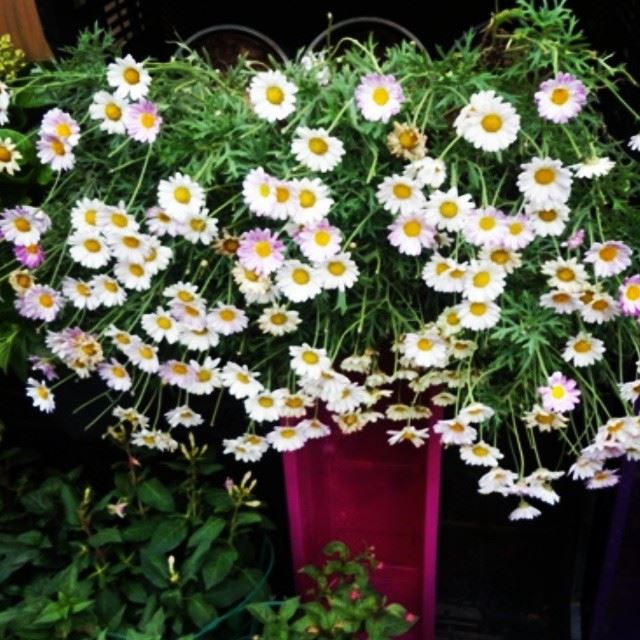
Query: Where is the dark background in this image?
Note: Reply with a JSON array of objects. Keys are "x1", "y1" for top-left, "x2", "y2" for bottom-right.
[{"x1": 3, "y1": 1, "x2": 639, "y2": 638}]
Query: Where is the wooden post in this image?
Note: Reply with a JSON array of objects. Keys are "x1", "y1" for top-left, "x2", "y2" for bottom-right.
[{"x1": 0, "y1": 0, "x2": 53, "y2": 61}]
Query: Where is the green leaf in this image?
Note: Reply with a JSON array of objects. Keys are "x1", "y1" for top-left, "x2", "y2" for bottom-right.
[
  {"x1": 186, "y1": 594, "x2": 217, "y2": 627},
  {"x1": 181, "y1": 541, "x2": 210, "y2": 582},
  {"x1": 89, "y1": 527, "x2": 122, "y2": 547},
  {"x1": 148, "y1": 517, "x2": 188, "y2": 553},
  {"x1": 201, "y1": 547, "x2": 238, "y2": 590},
  {"x1": 121, "y1": 517, "x2": 162, "y2": 542},
  {"x1": 0, "y1": 324, "x2": 19, "y2": 373},
  {"x1": 137, "y1": 479, "x2": 175, "y2": 512},
  {"x1": 247, "y1": 602, "x2": 277, "y2": 624},
  {"x1": 323, "y1": 540, "x2": 350, "y2": 560},
  {"x1": 235, "y1": 511, "x2": 262, "y2": 526},
  {"x1": 187, "y1": 517, "x2": 225, "y2": 548},
  {"x1": 278, "y1": 597, "x2": 300, "y2": 622},
  {"x1": 139, "y1": 548, "x2": 168, "y2": 588}
]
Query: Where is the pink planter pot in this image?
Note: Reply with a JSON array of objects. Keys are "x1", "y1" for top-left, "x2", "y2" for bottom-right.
[{"x1": 283, "y1": 415, "x2": 442, "y2": 639}]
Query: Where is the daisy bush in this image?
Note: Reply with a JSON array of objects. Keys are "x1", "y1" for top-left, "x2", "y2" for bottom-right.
[{"x1": 2, "y1": 1, "x2": 640, "y2": 519}]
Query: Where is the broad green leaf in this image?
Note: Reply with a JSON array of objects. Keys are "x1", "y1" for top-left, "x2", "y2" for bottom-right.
[
  {"x1": 148, "y1": 517, "x2": 188, "y2": 553},
  {"x1": 187, "y1": 517, "x2": 225, "y2": 548},
  {"x1": 201, "y1": 547, "x2": 238, "y2": 589},
  {"x1": 137, "y1": 479, "x2": 175, "y2": 512},
  {"x1": 89, "y1": 527, "x2": 122, "y2": 547}
]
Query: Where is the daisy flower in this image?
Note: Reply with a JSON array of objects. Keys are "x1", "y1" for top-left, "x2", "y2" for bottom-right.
[
  {"x1": 387, "y1": 121, "x2": 427, "y2": 161},
  {"x1": 232, "y1": 265, "x2": 274, "y2": 304},
  {"x1": 146, "y1": 206, "x2": 179, "y2": 237},
  {"x1": 454, "y1": 90, "x2": 520, "y2": 152},
  {"x1": 290, "y1": 344, "x2": 331, "y2": 379},
  {"x1": 584, "y1": 241, "x2": 632, "y2": 278},
  {"x1": 534, "y1": 72, "x2": 587, "y2": 123},
  {"x1": 437, "y1": 306, "x2": 463, "y2": 336},
  {"x1": 36, "y1": 134, "x2": 74, "y2": 171},
  {"x1": 124, "y1": 100, "x2": 161, "y2": 143},
  {"x1": 538, "y1": 372, "x2": 581, "y2": 413},
  {"x1": 562, "y1": 333, "x2": 605, "y2": 367},
  {"x1": 562, "y1": 229, "x2": 586, "y2": 250},
  {"x1": 276, "y1": 260, "x2": 322, "y2": 303},
  {"x1": 159, "y1": 360, "x2": 195, "y2": 390},
  {"x1": 41, "y1": 108, "x2": 81, "y2": 146},
  {"x1": 98, "y1": 359, "x2": 132, "y2": 392},
  {"x1": 291, "y1": 126, "x2": 345, "y2": 172},
  {"x1": 629, "y1": 134, "x2": 640, "y2": 152},
  {"x1": 289, "y1": 177, "x2": 333, "y2": 226},
  {"x1": 463, "y1": 261, "x2": 506, "y2": 302},
  {"x1": 107, "y1": 231, "x2": 149, "y2": 263},
  {"x1": 98, "y1": 203, "x2": 138, "y2": 235},
  {"x1": 355, "y1": 73, "x2": 405, "y2": 123},
  {"x1": 0, "y1": 137, "x2": 22, "y2": 175},
  {"x1": 189, "y1": 357, "x2": 223, "y2": 395},
  {"x1": 245, "y1": 390, "x2": 285, "y2": 422},
  {"x1": 526, "y1": 202, "x2": 570, "y2": 237},
  {"x1": 70, "y1": 198, "x2": 105, "y2": 231},
  {"x1": 458, "y1": 300, "x2": 501, "y2": 330},
  {"x1": 91, "y1": 275, "x2": 127, "y2": 307},
  {"x1": 478, "y1": 467, "x2": 517, "y2": 496},
  {"x1": 586, "y1": 469, "x2": 620, "y2": 489},
  {"x1": 8, "y1": 269, "x2": 35, "y2": 295},
  {"x1": 298, "y1": 418, "x2": 331, "y2": 440},
  {"x1": 248, "y1": 70, "x2": 298, "y2": 122},
  {"x1": 89, "y1": 91, "x2": 128, "y2": 134},
  {"x1": 223, "y1": 434, "x2": 269, "y2": 463},
  {"x1": 619, "y1": 275, "x2": 640, "y2": 315},
  {"x1": 402, "y1": 331, "x2": 448, "y2": 368},
  {"x1": 208, "y1": 304, "x2": 248, "y2": 336},
  {"x1": 165, "y1": 405, "x2": 204, "y2": 429},
  {"x1": 62, "y1": 277, "x2": 99, "y2": 310},
  {"x1": 125, "y1": 341, "x2": 159, "y2": 373},
  {"x1": 619, "y1": 380, "x2": 640, "y2": 405},
  {"x1": 297, "y1": 219, "x2": 342, "y2": 262},
  {"x1": 433, "y1": 417, "x2": 477, "y2": 445},
  {"x1": 281, "y1": 392, "x2": 312, "y2": 418},
  {"x1": 237, "y1": 228, "x2": 285, "y2": 276},
  {"x1": 571, "y1": 156, "x2": 615, "y2": 179},
  {"x1": 387, "y1": 212, "x2": 436, "y2": 256},
  {"x1": 508, "y1": 501, "x2": 542, "y2": 521},
  {"x1": 502, "y1": 214, "x2": 535, "y2": 250},
  {"x1": 26, "y1": 378, "x2": 55, "y2": 413},
  {"x1": 523, "y1": 404, "x2": 568, "y2": 431},
  {"x1": 569, "y1": 454, "x2": 602, "y2": 480},
  {"x1": 458, "y1": 402, "x2": 495, "y2": 423},
  {"x1": 540, "y1": 290, "x2": 579, "y2": 315},
  {"x1": 257, "y1": 305, "x2": 301, "y2": 336},
  {"x1": 317, "y1": 252, "x2": 359, "y2": 291},
  {"x1": 266, "y1": 425, "x2": 306, "y2": 452},
  {"x1": 114, "y1": 260, "x2": 152, "y2": 291},
  {"x1": 479, "y1": 246, "x2": 522, "y2": 274},
  {"x1": 422, "y1": 255, "x2": 467, "y2": 293},
  {"x1": 0, "y1": 206, "x2": 44, "y2": 246},
  {"x1": 157, "y1": 173, "x2": 205, "y2": 223},
  {"x1": 28, "y1": 356, "x2": 58, "y2": 382},
  {"x1": 377, "y1": 174, "x2": 426, "y2": 215},
  {"x1": 141, "y1": 307, "x2": 180, "y2": 343},
  {"x1": 242, "y1": 167, "x2": 276, "y2": 217},
  {"x1": 460, "y1": 442, "x2": 503, "y2": 467},
  {"x1": 516, "y1": 157, "x2": 572, "y2": 208},
  {"x1": 221, "y1": 362, "x2": 263, "y2": 399},
  {"x1": 16, "y1": 285, "x2": 62, "y2": 322},
  {"x1": 107, "y1": 55, "x2": 151, "y2": 100},
  {"x1": 180, "y1": 210, "x2": 218, "y2": 245},
  {"x1": 581, "y1": 293, "x2": 619, "y2": 324},
  {"x1": 0, "y1": 82, "x2": 9, "y2": 125},
  {"x1": 424, "y1": 187, "x2": 474, "y2": 233},
  {"x1": 178, "y1": 322, "x2": 220, "y2": 352},
  {"x1": 404, "y1": 156, "x2": 447, "y2": 189},
  {"x1": 541, "y1": 258, "x2": 589, "y2": 292},
  {"x1": 463, "y1": 208, "x2": 506, "y2": 247},
  {"x1": 387, "y1": 426, "x2": 430, "y2": 447}
]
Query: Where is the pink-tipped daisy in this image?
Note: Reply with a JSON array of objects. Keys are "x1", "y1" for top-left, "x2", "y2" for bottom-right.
[
  {"x1": 619, "y1": 275, "x2": 640, "y2": 316},
  {"x1": 14, "y1": 243, "x2": 45, "y2": 269},
  {"x1": 538, "y1": 372, "x2": 581, "y2": 413},
  {"x1": 355, "y1": 73, "x2": 405, "y2": 123},
  {"x1": 237, "y1": 228, "x2": 285, "y2": 275},
  {"x1": 297, "y1": 219, "x2": 342, "y2": 262},
  {"x1": 387, "y1": 212, "x2": 436, "y2": 256},
  {"x1": 584, "y1": 241, "x2": 632, "y2": 278},
  {"x1": 124, "y1": 100, "x2": 162, "y2": 143},
  {"x1": 40, "y1": 108, "x2": 81, "y2": 147},
  {"x1": 534, "y1": 72, "x2": 587, "y2": 123},
  {"x1": 15, "y1": 285, "x2": 63, "y2": 322},
  {"x1": 37, "y1": 134, "x2": 75, "y2": 171}
]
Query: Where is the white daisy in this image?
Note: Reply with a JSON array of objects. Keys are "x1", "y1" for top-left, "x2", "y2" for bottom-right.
[
  {"x1": 587, "y1": 469, "x2": 620, "y2": 489},
  {"x1": 106, "y1": 55, "x2": 151, "y2": 100},
  {"x1": 479, "y1": 246, "x2": 522, "y2": 274},
  {"x1": 98, "y1": 203, "x2": 139, "y2": 236},
  {"x1": 107, "y1": 232, "x2": 149, "y2": 263},
  {"x1": 572, "y1": 156, "x2": 615, "y2": 179},
  {"x1": 460, "y1": 442, "x2": 503, "y2": 467},
  {"x1": 404, "y1": 156, "x2": 447, "y2": 189},
  {"x1": 97, "y1": 359, "x2": 132, "y2": 392},
  {"x1": 88, "y1": 91, "x2": 128, "y2": 134},
  {"x1": 223, "y1": 434, "x2": 269, "y2": 463},
  {"x1": 526, "y1": 202, "x2": 570, "y2": 237},
  {"x1": 317, "y1": 252, "x2": 359, "y2": 291},
  {"x1": 36, "y1": 134, "x2": 75, "y2": 171},
  {"x1": 458, "y1": 402, "x2": 495, "y2": 423},
  {"x1": 70, "y1": 198, "x2": 105, "y2": 231},
  {"x1": 289, "y1": 344, "x2": 331, "y2": 379},
  {"x1": 454, "y1": 90, "x2": 520, "y2": 152},
  {"x1": 157, "y1": 173, "x2": 205, "y2": 223},
  {"x1": 280, "y1": 392, "x2": 313, "y2": 418},
  {"x1": 275, "y1": 260, "x2": 322, "y2": 303},
  {"x1": 539, "y1": 290, "x2": 579, "y2": 315},
  {"x1": 463, "y1": 261, "x2": 506, "y2": 302},
  {"x1": 114, "y1": 260, "x2": 152, "y2": 291},
  {"x1": 376, "y1": 174, "x2": 426, "y2": 215},
  {"x1": 619, "y1": 380, "x2": 640, "y2": 405},
  {"x1": 478, "y1": 467, "x2": 517, "y2": 496},
  {"x1": 354, "y1": 73, "x2": 405, "y2": 123},
  {"x1": 437, "y1": 306, "x2": 463, "y2": 336},
  {"x1": 424, "y1": 187, "x2": 474, "y2": 232},
  {"x1": 502, "y1": 214, "x2": 536, "y2": 250},
  {"x1": 266, "y1": 425, "x2": 306, "y2": 452},
  {"x1": 291, "y1": 126, "x2": 345, "y2": 172},
  {"x1": 69, "y1": 231, "x2": 111, "y2": 269},
  {"x1": 0, "y1": 137, "x2": 22, "y2": 175},
  {"x1": 221, "y1": 362, "x2": 264, "y2": 399},
  {"x1": 249, "y1": 70, "x2": 298, "y2": 122},
  {"x1": 403, "y1": 331, "x2": 448, "y2": 368},
  {"x1": 257, "y1": 305, "x2": 301, "y2": 336},
  {"x1": 289, "y1": 177, "x2": 334, "y2": 226},
  {"x1": 180, "y1": 210, "x2": 218, "y2": 245},
  {"x1": 517, "y1": 157, "x2": 572, "y2": 207},
  {"x1": 629, "y1": 134, "x2": 640, "y2": 152},
  {"x1": 433, "y1": 417, "x2": 477, "y2": 445},
  {"x1": 91, "y1": 275, "x2": 127, "y2": 307},
  {"x1": 534, "y1": 72, "x2": 587, "y2": 123},
  {"x1": 26, "y1": 378, "x2": 55, "y2": 413},
  {"x1": 245, "y1": 390, "x2": 285, "y2": 422},
  {"x1": 125, "y1": 341, "x2": 159, "y2": 373},
  {"x1": 165, "y1": 405, "x2": 204, "y2": 428},
  {"x1": 458, "y1": 300, "x2": 501, "y2": 330},
  {"x1": 387, "y1": 212, "x2": 436, "y2": 256},
  {"x1": 159, "y1": 360, "x2": 195, "y2": 390},
  {"x1": 387, "y1": 426, "x2": 430, "y2": 447},
  {"x1": 508, "y1": 501, "x2": 542, "y2": 521},
  {"x1": 242, "y1": 167, "x2": 277, "y2": 218},
  {"x1": 189, "y1": 357, "x2": 223, "y2": 395},
  {"x1": 178, "y1": 322, "x2": 220, "y2": 351},
  {"x1": 62, "y1": 277, "x2": 99, "y2": 310},
  {"x1": 298, "y1": 418, "x2": 331, "y2": 440},
  {"x1": 562, "y1": 333, "x2": 605, "y2": 367},
  {"x1": 208, "y1": 304, "x2": 248, "y2": 336},
  {"x1": 541, "y1": 258, "x2": 589, "y2": 292},
  {"x1": 584, "y1": 241, "x2": 632, "y2": 278},
  {"x1": 421, "y1": 255, "x2": 467, "y2": 293},
  {"x1": 297, "y1": 220, "x2": 342, "y2": 262},
  {"x1": 141, "y1": 307, "x2": 180, "y2": 343},
  {"x1": 146, "y1": 205, "x2": 180, "y2": 237},
  {"x1": 463, "y1": 208, "x2": 506, "y2": 247},
  {"x1": 580, "y1": 293, "x2": 619, "y2": 324}
]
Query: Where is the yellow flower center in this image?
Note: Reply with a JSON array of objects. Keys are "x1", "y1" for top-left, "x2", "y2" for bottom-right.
[
  {"x1": 626, "y1": 284, "x2": 640, "y2": 301},
  {"x1": 276, "y1": 186, "x2": 290, "y2": 203},
  {"x1": 197, "y1": 369, "x2": 212, "y2": 382},
  {"x1": 123, "y1": 235, "x2": 140, "y2": 248},
  {"x1": 302, "y1": 350, "x2": 319, "y2": 364},
  {"x1": 76, "y1": 283, "x2": 91, "y2": 297},
  {"x1": 550, "y1": 385, "x2": 566, "y2": 399},
  {"x1": 174, "y1": 186, "x2": 191, "y2": 204},
  {"x1": 14, "y1": 217, "x2": 31, "y2": 232},
  {"x1": 51, "y1": 139, "x2": 66, "y2": 156},
  {"x1": 111, "y1": 212, "x2": 128, "y2": 228},
  {"x1": 472, "y1": 271, "x2": 491, "y2": 288},
  {"x1": 508, "y1": 222, "x2": 524, "y2": 235},
  {"x1": 372, "y1": 87, "x2": 389, "y2": 105},
  {"x1": 129, "y1": 264, "x2": 144, "y2": 277},
  {"x1": 244, "y1": 269, "x2": 259, "y2": 282},
  {"x1": 607, "y1": 420, "x2": 624, "y2": 433},
  {"x1": 538, "y1": 209, "x2": 557, "y2": 222},
  {"x1": 236, "y1": 373, "x2": 250, "y2": 384},
  {"x1": 219, "y1": 308, "x2": 236, "y2": 322},
  {"x1": 84, "y1": 239, "x2": 101, "y2": 253},
  {"x1": 598, "y1": 245, "x2": 618, "y2": 262},
  {"x1": 112, "y1": 366, "x2": 126, "y2": 378},
  {"x1": 550, "y1": 87, "x2": 569, "y2": 105},
  {"x1": 299, "y1": 189, "x2": 316, "y2": 208},
  {"x1": 481, "y1": 114, "x2": 502, "y2": 132},
  {"x1": 417, "y1": 338, "x2": 433, "y2": 351},
  {"x1": 15, "y1": 274, "x2": 32, "y2": 289},
  {"x1": 124, "y1": 67, "x2": 140, "y2": 84},
  {"x1": 328, "y1": 261, "x2": 346, "y2": 276},
  {"x1": 450, "y1": 268, "x2": 465, "y2": 279},
  {"x1": 84, "y1": 209, "x2": 97, "y2": 225},
  {"x1": 258, "y1": 396, "x2": 274, "y2": 408},
  {"x1": 37, "y1": 387, "x2": 49, "y2": 399},
  {"x1": 26, "y1": 244, "x2": 39, "y2": 254},
  {"x1": 490, "y1": 249, "x2": 509, "y2": 265},
  {"x1": 39, "y1": 293, "x2": 54, "y2": 308},
  {"x1": 56, "y1": 123, "x2": 72, "y2": 138},
  {"x1": 140, "y1": 113, "x2": 155, "y2": 128},
  {"x1": 266, "y1": 86, "x2": 284, "y2": 105},
  {"x1": 105, "y1": 103, "x2": 122, "y2": 120},
  {"x1": 450, "y1": 421, "x2": 465, "y2": 433},
  {"x1": 172, "y1": 363, "x2": 188, "y2": 375},
  {"x1": 470, "y1": 302, "x2": 487, "y2": 316},
  {"x1": 534, "y1": 168, "x2": 555, "y2": 185},
  {"x1": 439, "y1": 201, "x2": 458, "y2": 218},
  {"x1": 398, "y1": 130, "x2": 418, "y2": 149},
  {"x1": 471, "y1": 445, "x2": 489, "y2": 457},
  {"x1": 552, "y1": 292, "x2": 570, "y2": 303},
  {"x1": 314, "y1": 230, "x2": 331, "y2": 246},
  {"x1": 258, "y1": 183, "x2": 270, "y2": 198},
  {"x1": 190, "y1": 218, "x2": 206, "y2": 232},
  {"x1": 535, "y1": 413, "x2": 555, "y2": 426},
  {"x1": 157, "y1": 317, "x2": 172, "y2": 330},
  {"x1": 592, "y1": 299, "x2": 609, "y2": 312},
  {"x1": 0, "y1": 146, "x2": 12, "y2": 162},
  {"x1": 254, "y1": 240, "x2": 272, "y2": 258},
  {"x1": 478, "y1": 216, "x2": 496, "y2": 231},
  {"x1": 308, "y1": 137, "x2": 329, "y2": 155},
  {"x1": 573, "y1": 339, "x2": 591, "y2": 353},
  {"x1": 292, "y1": 268, "x2": 310, "y2": 285},
  {"x1": 403, "y1": 220, "x2": 422, "y2": 237},
  {"x1": 286, "y1": 396, "x2": 304, "y2": 408},
  {"x1": 270, "y1": 313, "x2": 287, "y2": 325},
  {"x1": 143, "y1": 435, "x2": 156, "y2": 445},
  {"x1": 392, "y1": 183, "x2": 412, "y2": 199},
  {"x1": 115, "y1": 333, "x2": 130, "y2": 345},
  {"x1": 446, "y1": 311, "x2": 460, "y2": 326},
  {"x1": 557, "y1": 267, "x2": 575, "y2": 282},
  {"x1": 435, "y1": 262, "x2": 449, "y2": 275},
  {"x1": 280, "y1": 428, "x2": 297, "y2": 439},
  {"x1": 177, "y1": 290, "x2": 194, "y2": 302}
]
